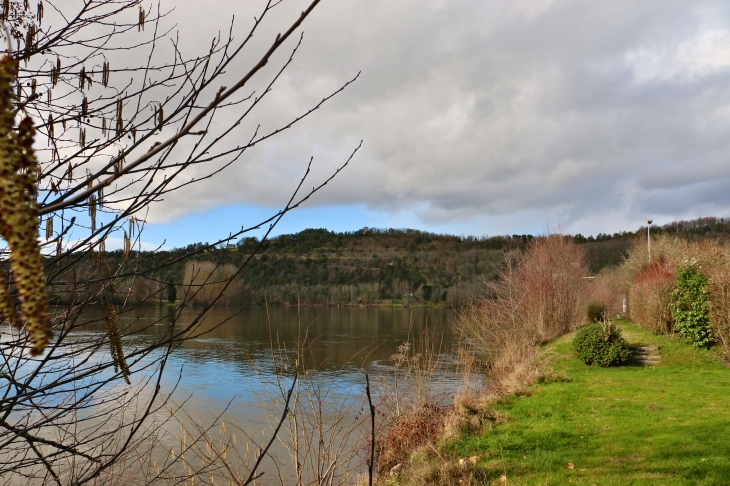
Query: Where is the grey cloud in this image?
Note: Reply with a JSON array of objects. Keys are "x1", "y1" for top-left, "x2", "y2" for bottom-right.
[{"x1": 137, "y1": 0, "x2": 730, "y2": 233}]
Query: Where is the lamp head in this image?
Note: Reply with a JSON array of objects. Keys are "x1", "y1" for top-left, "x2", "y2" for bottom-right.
[{"x1": 646, "y1": 218, "x2": 653, "y2": 225}]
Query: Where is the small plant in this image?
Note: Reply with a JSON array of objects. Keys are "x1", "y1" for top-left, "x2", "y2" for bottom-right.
[
  {"x1": 573, "y1": 320, "x2": 631, "y2": 367},
  {"x1": 671, "y1": 261, "x2": 713, "y2": 348},
  {"x1": 586, "y1": 300, "x2": 607, "y2": 322}
]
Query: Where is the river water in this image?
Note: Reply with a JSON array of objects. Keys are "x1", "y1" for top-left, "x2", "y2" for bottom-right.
[{"x1": 84, "y1": 305, "x2": 463, "y2": 484}]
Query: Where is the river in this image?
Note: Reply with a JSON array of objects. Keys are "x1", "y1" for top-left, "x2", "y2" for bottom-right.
[{"x1": 80, "y1": 304, "x2": 464, "y2": 484}]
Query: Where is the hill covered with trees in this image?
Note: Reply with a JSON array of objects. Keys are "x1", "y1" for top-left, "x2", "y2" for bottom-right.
[{"x1": 65, "y1": 217, "x2": 730, "y2": 308}]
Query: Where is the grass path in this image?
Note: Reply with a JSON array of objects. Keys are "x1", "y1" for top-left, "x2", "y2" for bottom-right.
[{"x1": 445, "y1": 320, "x2": 730, "y2": 485}]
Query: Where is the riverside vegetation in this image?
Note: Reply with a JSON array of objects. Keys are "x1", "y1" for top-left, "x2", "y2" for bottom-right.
[{"x1": 367, "y1": 220, "x2": 730, "y2": 485}]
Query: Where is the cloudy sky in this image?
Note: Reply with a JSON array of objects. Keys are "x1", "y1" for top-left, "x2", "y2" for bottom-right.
[{"x1": 133, "y1": 0, "x2": 730, "y2": 248}]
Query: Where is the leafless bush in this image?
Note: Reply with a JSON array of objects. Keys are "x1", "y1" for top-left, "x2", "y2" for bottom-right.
[
  {"x1": 627, "y1": 257, "x2": 675, "y2": 334},
  {"x1": 708, "y1": 262, "x2": 730, "y2": 353},
  {"x1": 459, "y1": 234, "x2": 587, "y2": 396},
  {"x1": 373, "y1": 326, "x2": 453, "y2": 475},
  {"x1": 182, "y1": 260, "x2": 244, "y2": 306}
]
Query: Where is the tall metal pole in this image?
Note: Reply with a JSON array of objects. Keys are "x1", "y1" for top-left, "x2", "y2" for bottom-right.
[{"x1": 646, "y1": 218, "x2": 653, "y2": 263}]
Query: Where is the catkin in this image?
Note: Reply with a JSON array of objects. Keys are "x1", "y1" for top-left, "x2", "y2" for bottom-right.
[
  {"x1": 106, "y1": 305, "x2": 130, "y2": 384},
  {"x1": 45, "y1": 216, "x2": 52, "y2": 240},
  {"x1": 25, "y1": 25, "x2": 35, "y2": 58},
  {"x1": 79, "y1": 127, "x2": 85, "y2": 147},
  {"x1": 37, "y1": 1, "x2": 43, "y2": 24},
  {"x1": 0, "y1": 56, "x2": 52, "y2": 355},
  {"x1": 1, "y1": 0, "x2": 8, "y2": 22},
  {"x1": 138, "y1": 6, "x2": 145, "y2": 31},
  {"x1": 102, "y1": 61, "x2": 109, "y2": 87},
  {"x1": 123, "y1": 231, "x2": 130, "y2": 257},
  {"x1": 79, "y1": 66, "x2": 85, "y2": 89},
  {"x1": 47, "y1": 113, "x2": 53, "y2": 142},
  {"x1": 101, "y1": 116, "x2": 106, "y2": 137},
  {"x1": 115, "y1": 99, "x2": 123, "y2": 137},
  {"x1": 51, "y1": 56, "x2": 60, "y2": 87},
  {"x1": 88, "y1": 193, "x2": 96, "y2": 232},
  {"x1": 31, "y1": 78, "x2": 36, "y2": 96},
  {"x1": 81, "y1": 96, "x2": 87, "y2": 117}
]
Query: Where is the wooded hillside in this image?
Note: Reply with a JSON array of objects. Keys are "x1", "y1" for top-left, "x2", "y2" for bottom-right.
[{"x1": 60, "y1": 217, "x2": 730, "y2": 307}]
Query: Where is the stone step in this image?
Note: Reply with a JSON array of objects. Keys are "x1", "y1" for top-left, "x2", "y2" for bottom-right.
[
  {"x1": 629, "y1": 345, "x2": 659, "y2": 351},
  {"x1": 633, "y1": 354, "x2": 661, "y2": 359}
]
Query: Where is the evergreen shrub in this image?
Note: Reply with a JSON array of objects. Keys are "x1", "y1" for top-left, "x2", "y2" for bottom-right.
[
  {"x1": 671, "y1": 261, "x2": 713, "y2": 348},
  {"x1": 573, "y1": 323, "x2": 631, "y2": 367},
  {"x1": 586, "y1": 300, "x2": 607, "y2": 322}
]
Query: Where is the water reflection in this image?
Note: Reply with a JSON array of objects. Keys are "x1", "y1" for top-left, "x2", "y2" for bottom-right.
[{"x1": 76, "y1": 305, "x2": 461, "y2": 484}]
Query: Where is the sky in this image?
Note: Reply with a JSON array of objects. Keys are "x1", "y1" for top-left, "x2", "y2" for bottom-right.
[{"x1": 118, "y1": 0, "x2": 730, "y2": 249}]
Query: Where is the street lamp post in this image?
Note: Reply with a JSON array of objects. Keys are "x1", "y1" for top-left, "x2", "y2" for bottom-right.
[{"x1": 646, "y1": 218, "x2": 653, "y2": 263}]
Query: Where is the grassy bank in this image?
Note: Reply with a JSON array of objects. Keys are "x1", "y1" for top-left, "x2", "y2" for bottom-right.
[{"x1": 438, "y1": 320, "x2": 730, "y2": 485}]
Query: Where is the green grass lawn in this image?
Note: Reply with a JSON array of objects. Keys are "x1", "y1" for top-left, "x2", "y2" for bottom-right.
[{"x1": 445, "y1": 320, "x2": 730, "y2": 485}]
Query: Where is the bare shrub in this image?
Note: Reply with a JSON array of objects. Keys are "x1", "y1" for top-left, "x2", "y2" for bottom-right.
[
  {"x1": 628, "y1": 257, "x2": 675, "y2": 334},
  {"x1": 373, "y1": 327, "x2": 453, "y2": 475},
  {"x1": 706, "y1": 252, "x2": 730, "y2": 353},
  {"x1": 586, "y1": 269, "x2": 625, "y2": 317},
  {"x1": 458, "y1": 234, "x2": 587, "y2": 398},
  {"x1": 182, "y1": 260, "x2": 243, "y2": 306}
]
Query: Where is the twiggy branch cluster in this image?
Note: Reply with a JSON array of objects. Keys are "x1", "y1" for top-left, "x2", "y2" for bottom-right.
[{"x1": 0, "y1": 0, "x2": 360, "y2": 483}]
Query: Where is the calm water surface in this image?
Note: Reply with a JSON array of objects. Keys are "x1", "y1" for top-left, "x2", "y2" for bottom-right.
[{"x1": 77, "y1": 305, "x2": 463, "y2": 483}]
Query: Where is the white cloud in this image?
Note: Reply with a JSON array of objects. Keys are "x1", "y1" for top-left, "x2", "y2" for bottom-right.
[{"x1": 119, "y1": 0, "x2": 730, "y2": 234}]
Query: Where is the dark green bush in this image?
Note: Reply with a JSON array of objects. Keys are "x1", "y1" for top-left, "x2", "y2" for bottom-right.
[
  {"x1": 586, "y1": 300, "x2": 607, "y2": 322},
  {"x1": 671, "y1": 262, "x2": 713, "y2": 348},
  {"x1": 573, "y1": 323, "x2": 631, "y2": 367}
]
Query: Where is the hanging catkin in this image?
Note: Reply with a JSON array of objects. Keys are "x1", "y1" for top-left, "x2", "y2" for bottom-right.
[
  {"x1": 56, "y1": 238, "x2": 61, "y2": 257},
  {"x1": 0, "y1": 55, "x2": 52, "y2": 355},
  {"x1": 100, "y1": 237, "x2": 105, "y2": 253},
  {"x1": 45, "y1": 216, "x2": 52, "y2": 239},
  {"x1": 79, "y1": 66, "x2": 85, "y2": 89},
  {"x1": 46, "y1": 89, "x2": 51, "y2": 105},
  {"x1": 47, "y1": 114, "x2": 53, "y2": 143},
  {"x1": 101, "y1": 116, "x2": 106, "y2": 137},
  {"x1": 106, "y1": 305, "x2": 130, "y2": 384},
  {"x1": 123, "y1": 231, "x2": 130, "y2": 257},
  {"x1": 81, "y1": 96, "x2": 87, "y2": 117},
  {"x1": 128, "y1": 217, "x2": 134, "y2": 238},
  {"x1": 25, "y1": 25, "x2": 35, "y2": 58},
  {"x1": 115, "y1": 99, "x2": 123, "y2": 137},
  {"x1": 138, "y1": 6, "x2": 145, "y2": 31},
  {"x1": 132, "y1": 127, "x2": 136, "y2": 143},
  {"x1": 1, "y1": 0, "x2": 8, "y2": 22},
  {"x1": 88, "y1": 193, "x2": 96, "y2": 232},
  {"x1": 79, "y1": 127, "x2": 85, "y2": 147},
  {"x1": 51, "y1": 56, "x2": 60, "y2": 87},
  {"x1": 102, "y1": 61, "x2": 109, "y2": 87},
  {"x1": 31, "y1": 78, "x2": 36, "y2": 96},
  {"x1": 157, "y1": 105, "x2": 163, "y2": 129},
  {"x1": 37, "y1": 1, "x2": 43, "y2": 25}
]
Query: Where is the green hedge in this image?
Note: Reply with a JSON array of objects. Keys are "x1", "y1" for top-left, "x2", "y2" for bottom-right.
[{"x1": 573, "y1": 323, "x2": 631, "y2": 367}]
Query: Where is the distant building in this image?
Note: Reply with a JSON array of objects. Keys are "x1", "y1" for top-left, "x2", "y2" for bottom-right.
[
  {"x1": 363, "y1": 227, "x2": 369, "y2": 234},
  {"x1": 226, "y1": 244, "x2": 236, "y2": 250}
]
